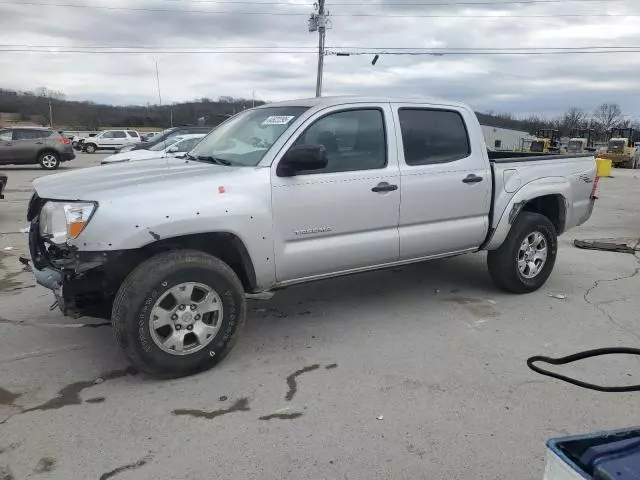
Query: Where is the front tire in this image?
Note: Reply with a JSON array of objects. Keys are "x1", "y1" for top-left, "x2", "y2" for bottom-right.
[
  {"x1": 38, "y1": 152, "x2": 60, "y2": 170},
  {"x1": 487, "y1": 212, "x2": 557, "y2": 293},
  {"x1": 84, "y1": 143, "x2": 96, "y2": 153},
  {"x1": 112, "y1": 250, "x2": 246, "y2": 378}
]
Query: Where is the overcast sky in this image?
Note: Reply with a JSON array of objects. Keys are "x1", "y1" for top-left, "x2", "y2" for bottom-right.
[{"x1": 0, "y1": 0, "x2": 638, "y2": 118}]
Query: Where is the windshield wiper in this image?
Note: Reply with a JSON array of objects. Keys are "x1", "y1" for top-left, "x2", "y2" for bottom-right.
[{"x1": 196, "y1": 155, "x2": 234, "y2": 166}]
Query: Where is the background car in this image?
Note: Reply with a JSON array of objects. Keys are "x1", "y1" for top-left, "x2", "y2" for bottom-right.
[
  {"x1": 0, "y1": 172, "x2": 6, "y2": 199},
  {"x1": 114, "y1": 126, "x2": 212, "y2": 153},
  {"x1": 140, "y1": 131, "x2": 161, "y2": 142},
  {"x1": 101, "y1": 134, "x2": 205, "y2": 165},
  {"x1": 81, "y1": 129, "x2": 141, "y2": 153},
  {"x1": 0, "y1": 127, "x2": 75, "y2": 170}
]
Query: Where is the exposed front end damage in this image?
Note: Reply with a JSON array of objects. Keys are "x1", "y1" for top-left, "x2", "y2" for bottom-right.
[{"x1": 28, "y1": 194, "x2": 137, "y2": 319}]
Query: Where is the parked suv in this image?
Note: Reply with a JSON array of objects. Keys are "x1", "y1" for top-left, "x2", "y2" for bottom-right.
[
  {"x1": 115, "y1": 126, "x2": 212, "y2": 153},
  {"x1": 82, "y1": 130, "x2": 141, "y2": 153},
  {"x1": 0, "y1": 127, "x2": 75, "y2": 170}
]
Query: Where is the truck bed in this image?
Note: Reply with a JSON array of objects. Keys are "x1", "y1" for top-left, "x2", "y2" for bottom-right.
[
  {"x1": 488, "y1": 151, "x2": 594, "y2": 162},
  {"x1": 485, "y1": 152, "x2": 597, "y2": 250}
]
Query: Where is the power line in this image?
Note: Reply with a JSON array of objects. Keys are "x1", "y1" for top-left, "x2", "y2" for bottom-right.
[
  {"x1": 3, "y1": 47, "x2": 640, "y2": 55},
  {"x1": 3, "y1": 44, "x2": 640, "y2": 50},
  {"x1": 154, "y1": 0, "x2": 625, "y2": 5},
  {"x1": 329, "y1": 49, "x2": 640, "y2": 55},
  {"x1": 4, "y1": 2, "x2": 638, "y2": 17}
]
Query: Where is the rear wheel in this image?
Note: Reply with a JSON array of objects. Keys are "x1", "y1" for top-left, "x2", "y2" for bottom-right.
[
  {"x1": 112, "y1": 250, "x2": 246, "y2": 378},
  {"x1": 84, "y1": 143, "x2": 96, "y2": 153},
  {"x1": 38, "y1": 152, "x2": 60, "y2": 170},
  {"x1": 487, "y1": 212, "x2": 557, "y2": 293}
]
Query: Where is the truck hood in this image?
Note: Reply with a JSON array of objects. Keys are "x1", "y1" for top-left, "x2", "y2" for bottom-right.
[{"x1": 33, "y1": 157, "x2": 245, "y2": 201}]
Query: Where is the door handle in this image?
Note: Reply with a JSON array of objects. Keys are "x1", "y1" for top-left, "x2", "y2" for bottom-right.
[
  {"x1": 371, "y1": 182, "x2": 398, "y2": 193},
  {"x1": 462, "y1": 174, "x2": 483, "y2": 184},
  {"x1": 35, "y1": 142, "x2": 43, "y2": 145}
]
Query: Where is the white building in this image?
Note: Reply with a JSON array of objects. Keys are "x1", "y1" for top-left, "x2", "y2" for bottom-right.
[{"x1": 481, "y1": 124, "x2": 534, "y2": 151}]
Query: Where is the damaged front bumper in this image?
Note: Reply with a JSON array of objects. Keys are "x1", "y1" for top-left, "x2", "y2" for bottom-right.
[{"x1": 27, "y1": 194, "x2": 132, "y2": 319}]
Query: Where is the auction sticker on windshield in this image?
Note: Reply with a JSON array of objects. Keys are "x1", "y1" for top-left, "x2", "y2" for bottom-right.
[{"x1": 262, "y1": 116, "x2": 295, "y2": 125}]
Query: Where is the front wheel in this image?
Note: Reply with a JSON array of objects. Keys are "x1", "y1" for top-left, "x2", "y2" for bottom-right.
[
  {"x1": 112, "y1": 250, "x2": 246, "y2": 378},
  {"x1": 487, "y1": 212, "x2": 558, "y2": 293},
  {"x1": 84, "y1": 143, "x2": 96, "y2": 153}
]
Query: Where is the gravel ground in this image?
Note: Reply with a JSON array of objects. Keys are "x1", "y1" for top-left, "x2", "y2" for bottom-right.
[{"x1": 0, "y1": 155, "x2": 639, "y2": 480}]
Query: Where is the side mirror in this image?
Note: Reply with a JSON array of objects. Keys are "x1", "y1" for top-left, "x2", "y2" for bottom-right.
[{"x1": 277, "y1": 144, "x2": 328, "y2": 177}]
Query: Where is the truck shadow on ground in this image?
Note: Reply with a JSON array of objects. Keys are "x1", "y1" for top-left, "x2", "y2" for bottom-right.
[{"x1": 240, "y1": 253, "x2": 495, "y2": 342}]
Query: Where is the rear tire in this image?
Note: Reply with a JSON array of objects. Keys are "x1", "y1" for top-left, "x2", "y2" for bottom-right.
[
  {"x1": 487, "y1": 212, "x2": 557, "y2": 293},
  {"x1": 38, "y1": 152, "x2": 60, "y2": 170},
  {"x1": 84, "y1": 143, "x2": 96, "y2": 153},
  {"x1": 112, "y1": 250, "x2": 246, "y2": 379}
]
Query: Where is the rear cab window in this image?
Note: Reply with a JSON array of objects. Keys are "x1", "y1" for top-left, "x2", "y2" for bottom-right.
[{"x1": 397, "y1": 108, "x2": 471, "y2": 165}]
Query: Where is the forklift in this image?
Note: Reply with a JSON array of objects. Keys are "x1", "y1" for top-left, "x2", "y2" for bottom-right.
[
  {"x1": 567, "y1": 128, "x2": 596, "y2": 154},
  {"x1": 600, "y1": 128, "x2": 636, "y2": 168},
  {"x1": 530, "y1": 129, "x2": 560, "y2": 154}
]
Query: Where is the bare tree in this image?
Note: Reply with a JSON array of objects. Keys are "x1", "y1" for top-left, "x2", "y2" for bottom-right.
[
  {"x1": 593, "y1": 103, "x2": 623, "y2": 133},
  {"x1": 561, "y1": 107, "x2": 587, "y2": 134}
]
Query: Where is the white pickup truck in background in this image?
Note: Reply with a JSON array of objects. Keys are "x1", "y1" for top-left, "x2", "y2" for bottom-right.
[{"x1": 27, "y1": 96, "x2": 598, "y2": 378}]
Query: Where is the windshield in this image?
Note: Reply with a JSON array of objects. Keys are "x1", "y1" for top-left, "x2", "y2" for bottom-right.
[
  {"x1": 189, "y1": 106, "x2": 308, "y2": 166},
  {"x1": 148, "y1": 136, "x2": 181, "y2": 151},
  {"x1": 608, "y1": 139, "x2": 626, "y2": 149}
]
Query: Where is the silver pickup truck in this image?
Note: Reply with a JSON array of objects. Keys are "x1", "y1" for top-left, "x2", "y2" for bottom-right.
[{"x1": 27, "y1": 96, "x2": 598, "y2": 378}]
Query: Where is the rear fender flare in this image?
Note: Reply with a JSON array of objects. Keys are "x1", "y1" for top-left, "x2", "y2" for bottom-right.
[{"x1": 485, "y1": 177, "x2": 570, "y2": 250}]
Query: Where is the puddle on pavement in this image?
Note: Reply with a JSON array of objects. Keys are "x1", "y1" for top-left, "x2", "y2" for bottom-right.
[
  {"x1": 285, "y1": 364, "x2": 320, "y2": 401},
  {"x1": 172, "y1": 398, "x2": 250, "y2": 420},
  {"x1": 0, "y1": 465, "x2": 15, "y2": 480},
  {"x1": 0, "y1": 388, "x2": 20, "y2": 406},
  {"x1": 33, "y1": 457, "x2": 56, "y2": 474},
  {"x1": 259, "y1": 412, "x2": 304, "y2": 421},
  {"x1": 99, "y1": 454, "x2": 152, "y2": 480},
  {"x1": 85, "y1": 397, "x2": 106, "y2": 404},
  {"x1": 0, "y1": 272, "x2": 23, "y2": 293},
  {"x1": 22, "y1": 366, "x2": 137, "y2": 413}
]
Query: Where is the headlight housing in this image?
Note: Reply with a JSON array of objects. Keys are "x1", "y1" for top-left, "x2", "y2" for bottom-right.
[{"x1": 39, "y1": 201, "x2": 97, "y2": 244}]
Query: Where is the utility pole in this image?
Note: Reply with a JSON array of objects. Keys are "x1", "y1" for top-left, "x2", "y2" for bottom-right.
[
  {"x1": 309, "y1": 0, "x2": 329, "y2": 97},
  {"x1": 155, "y1": 61, "x2": 162, "y2": 106},
  {"x1": 48, "y1": 100, "x2": 53, "y2": 128}
]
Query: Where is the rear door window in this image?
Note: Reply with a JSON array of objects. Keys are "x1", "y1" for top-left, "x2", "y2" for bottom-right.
[
  {"x1": 13, "y1": 130, "x2": 40, "y2": 140},
  {"x1": 398, "y1": 109, "x2": 471, "y2": 165},
  {"x1": 113, "y1": 131, "x2": 127, "y2": 138}
]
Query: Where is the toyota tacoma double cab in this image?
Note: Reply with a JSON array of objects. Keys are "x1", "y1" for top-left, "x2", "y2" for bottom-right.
[{"x1": 27, "y1": 96, "x2": 598, "y2": 378}]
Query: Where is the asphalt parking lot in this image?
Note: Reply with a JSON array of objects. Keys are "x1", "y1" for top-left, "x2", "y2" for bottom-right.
[{"x1": 1, "y1": 154, "x2": 639, "y2": 479}]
